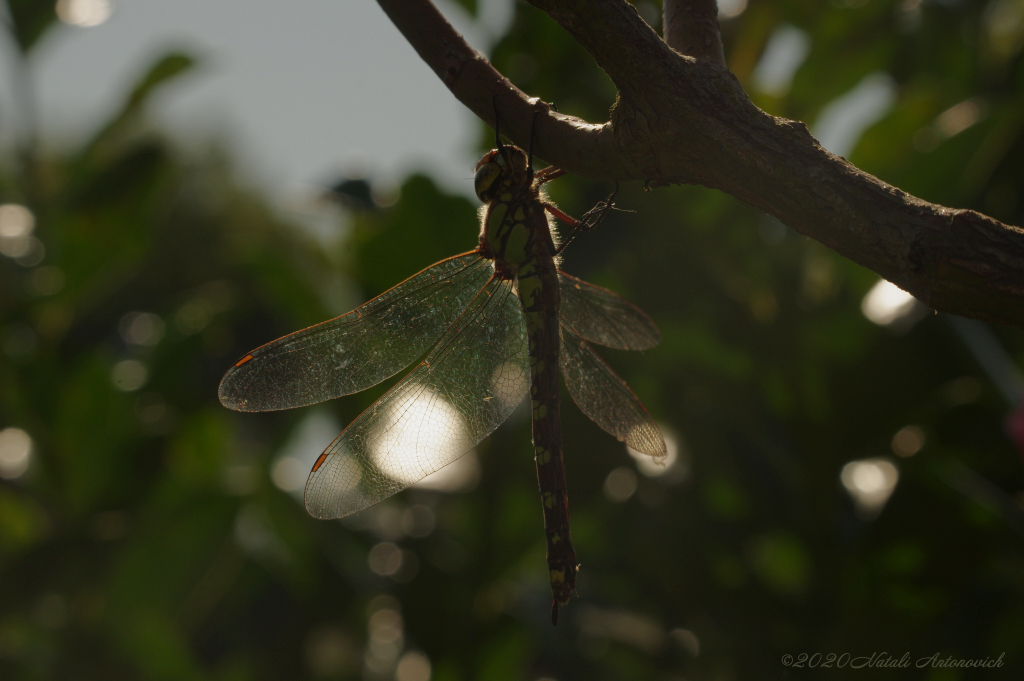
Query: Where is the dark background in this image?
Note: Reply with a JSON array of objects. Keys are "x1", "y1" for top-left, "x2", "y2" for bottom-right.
[{"x1": 2, "y1": 1, "x2": 1023, "y2": 679}]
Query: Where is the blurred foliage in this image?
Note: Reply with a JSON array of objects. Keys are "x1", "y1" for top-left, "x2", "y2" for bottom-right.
[
  {"x1": 4, "y1": 0, "x2": 57, "y2": 51},
  {"x1": 3, "y1": 1, "x2": 1024, "y2": 680}
]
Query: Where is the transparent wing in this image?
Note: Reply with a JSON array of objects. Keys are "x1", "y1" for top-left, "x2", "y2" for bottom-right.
[
  {"x1": 558, "y1": 271, "x2": 660, "y2": 351},
  {"x1": 560, "y1": 323, "x2": 666, "y2": 459},
  {"x1": 220, "y1": 253, "x2": 492, "y2": 412},
  {"x1": 305, "y1": 276, "x2": 530, "y2": 519}
]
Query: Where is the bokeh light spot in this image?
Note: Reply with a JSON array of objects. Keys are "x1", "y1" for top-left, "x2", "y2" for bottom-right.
[
  {"x1": 603, "y1": 466, "x2": 637, "y2": 503},
  {"x1": 400, "y1": 504, "x2": 435, "y2": 538},
  {"x1": 0, "y1": 427, "x2": 33, "y2": 479},
  {"x1": 368, "y1": 542, "x2": 403, "y2": 576},
  {"x1": 936, "y1": 98, "x2": 983, "y2": 138},
  {"x1": 110, "y1": 359, "x2": 149, "y2": 392},
  {"x1": 304, "y1": 625, "x2": 357, "y2": 678},
  {"x1": 0, "y1": 204, "x2": 34, "y2": 238},
  {"x1": 718, "y1": 0, "x2": 747, "y2": 19},
  {"x1": 366, "y1": 603, "x2": 403, "y2": 674},
  {"x1": 752, "y1": 24, "x2": 810, "y2": 96},
  {"x1": 861, "y1": 279, "x2": 921, "y2": 326},
  {"x1": 841, "y1": 458, "x2": 899, "y2": 519},
  {"x1": 27, "y1": 266, "x2": 66, "y2": 297},
  {"x1": 891, "y1": 425, "x2": 926, "y2": 457},
  {"x1": 119, "y1": 312, "x2": 165, "y2": 346},
  {"x1": 270, "y1": 456, "x2": 307, "y2": 493},
  {"x1": 395, "y1": 650, "x2": 431, "y2": 681},
  {"x1": 56, "y1": 0, "x2": 112, "y2": 27},
  {"x1": 670, "y1": 628, "x2": 701, "y2": 657},
  {"x1": 31, "y1": 593, "x2": 68, "y2": 629}
]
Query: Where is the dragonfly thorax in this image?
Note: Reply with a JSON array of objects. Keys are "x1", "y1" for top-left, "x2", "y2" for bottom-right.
[{"x1": 475, "y1": 146, "x2": 552, "y2": 281}]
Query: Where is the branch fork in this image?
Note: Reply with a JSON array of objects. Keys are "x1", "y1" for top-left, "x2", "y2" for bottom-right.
[{"x1": 378, "y1": 0, "x2": 1024, "y2": 328}]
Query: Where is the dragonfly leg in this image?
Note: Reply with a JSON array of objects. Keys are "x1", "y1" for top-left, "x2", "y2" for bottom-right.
[
  {"x1": 552, "y1": 182, "x2": 621, "y2": 256},
  {"x1": 543, "y1": 202, "x2": 579, "y2": 227},
  {"x1": 534, "y1": 166, "x2": 567, "y2": 186},
  {"x1": 526, "y1": 98, "x2": 558, "y2": 184},
  {"x1": 491, "y1": 95, "x2": 505, "y2": 153}
]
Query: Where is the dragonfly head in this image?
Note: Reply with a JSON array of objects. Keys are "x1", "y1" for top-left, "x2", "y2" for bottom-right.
[{"x1": 474, "y1": 145, "x2": 530, "y2": 202}]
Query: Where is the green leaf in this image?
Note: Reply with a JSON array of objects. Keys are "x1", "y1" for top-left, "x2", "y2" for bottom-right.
[
  {"x1": 83, "y1": 52, "x2": 198, "y2": 154},
  {"x1": 449, "y1": 0, "x2": 477, "y2": 17},
  {"x1": 126, "y1": 53, "x2": 197, "y2": 109},
  {"x1": 5, "y1": 0, "x2": 58, "y2": 51}
]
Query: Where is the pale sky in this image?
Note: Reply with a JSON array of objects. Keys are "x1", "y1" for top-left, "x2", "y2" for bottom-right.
[
  {"x1": 3, "y1": 0, "x2": 513, "y2": 201},
  {"x1": 2, "y1": 1, "x2": 893, "y2": 205}
]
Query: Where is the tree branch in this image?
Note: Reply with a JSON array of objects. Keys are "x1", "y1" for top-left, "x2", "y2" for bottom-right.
[
  {"x1": 377, "y1": 0, "x2": 1024, "y2": 329},
  {"x1": 377, "y1": 0, "x2": 622, "y2": 178},
  {"x1": 662, "y1": 0, "x2": 726, "y2": 67}
]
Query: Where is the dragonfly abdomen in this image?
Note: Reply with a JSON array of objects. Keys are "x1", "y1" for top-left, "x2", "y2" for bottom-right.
[
  {"x1": 517, "y1": 214, "x2": 577, "y2": 625},
  {"x1": 475, "y1": 141, "x2": 581, "y2": 624}
]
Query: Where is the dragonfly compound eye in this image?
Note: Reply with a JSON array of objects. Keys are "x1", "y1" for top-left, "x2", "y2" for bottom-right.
[{"x1": 474, "y1": 161, "x2": 502, "y2": 202}]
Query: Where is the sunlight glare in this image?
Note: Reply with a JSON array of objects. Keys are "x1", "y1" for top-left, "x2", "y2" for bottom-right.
[
  {"x1": 861, "y1": 279, "x2": 920, "y2": 326},
  {"x1": 627, "y1": 423, "x2": 689, "y2": 482},
  {"x1": 490, "y1": 361, "x2": 529, "y2": 410},
  {"x1": 412, "y1": 450, "x2": 480, "y2": 492},
  {"x1": 370, "y1": 386, "x2": 468, "y2": 486}
]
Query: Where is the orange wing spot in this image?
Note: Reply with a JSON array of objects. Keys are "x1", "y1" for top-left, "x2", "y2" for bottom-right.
[
  {"x1": 544, "y1": 204, "x2": 580, "y2": 227},
  {"x1": 312, "y1": 451, "x2": 329, "y2": 472},
  {"x1": 233, "y1": 354, "x2": 255, "y2": 368}
]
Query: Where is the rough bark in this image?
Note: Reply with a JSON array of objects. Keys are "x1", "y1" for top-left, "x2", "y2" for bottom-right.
[
  {"x1": 376, "y1": 0, "x2": 1024, "y2": 329},
  {"x1": 662, "y1": 0, "x2": 726, "y2": 67}
]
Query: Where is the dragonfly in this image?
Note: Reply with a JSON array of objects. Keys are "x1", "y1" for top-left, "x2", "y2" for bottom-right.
[{"x1": 219, "y1": 107, "x2": 666, "y2": 624}]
